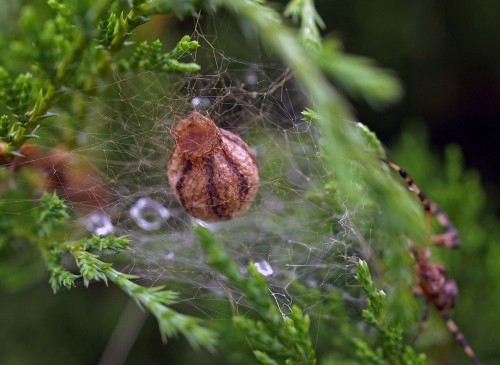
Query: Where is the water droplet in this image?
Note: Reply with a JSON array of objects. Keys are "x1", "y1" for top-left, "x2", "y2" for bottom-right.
[
  {"x1": 254, "y1": 260, "x2": 274, "y2": 277},
  {"x1": 244, "y1": 71, "x2": 258, "y2": 85},
  {"x1": 130, "y1": 197, "x2": 171, "y2": 231},
  {"x1": 86, "y1": 212, "x2": 114, "y2": 236},
  {"x1": 193, "y1": 219, "x2": 217, "y2": 231},
  {"x1": 191, "y1": 97, "x2": 211, "y2": 108},
  {"x1": 163, "y1": 250, "x2": 175, "y2": 260},
  {"x1": 76, "y1": 131, "x2": 89, "y2": 145}
]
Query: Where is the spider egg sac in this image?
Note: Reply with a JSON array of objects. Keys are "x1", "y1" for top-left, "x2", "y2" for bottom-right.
[{"x1": 167, "y1": 111, "x2": 259, "y2": 222}]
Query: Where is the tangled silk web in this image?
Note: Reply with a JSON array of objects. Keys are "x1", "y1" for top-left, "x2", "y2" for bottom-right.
[{"x1": 56, "y1": 22, "x2": 369, "y2": 316}]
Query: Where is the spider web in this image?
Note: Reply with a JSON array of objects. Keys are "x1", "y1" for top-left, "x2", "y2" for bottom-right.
[{"x1": 43, "y1": 15, "x2": 371, "y2": 320}]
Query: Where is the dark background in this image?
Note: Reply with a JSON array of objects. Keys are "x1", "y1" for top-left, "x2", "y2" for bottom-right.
[{"x1": 316, "y1": 0, "x2": 500, "y2": 197}]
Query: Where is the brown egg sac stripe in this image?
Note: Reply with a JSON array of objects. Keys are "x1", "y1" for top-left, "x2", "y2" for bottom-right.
[
  {"x1": 221, "y1": 147, "x2": 250, "y2": 202},
  {"x1": 203, "y1": 155, "x2": 227, "y2": 219},
  {"x1": 221, "y1": 130, "x2": 258, "y2": 166},
  {"x1": 175, "y1": 159, "x2": 193, "y2": 210}
]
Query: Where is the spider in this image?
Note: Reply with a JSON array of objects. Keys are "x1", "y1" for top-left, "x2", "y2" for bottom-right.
[
  {"x1": 382, "y1": 159, "x2": 460, "y2": 249},
  {"x1": 382, "y1": 158, "x2": 482, "y2": 365}
]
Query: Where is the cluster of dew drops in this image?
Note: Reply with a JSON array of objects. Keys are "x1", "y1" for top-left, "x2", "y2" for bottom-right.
[{"x1": 85, "y1": 197, "x2": 273, "y2": 278}]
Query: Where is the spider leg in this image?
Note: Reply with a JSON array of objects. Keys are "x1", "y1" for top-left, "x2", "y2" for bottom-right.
[
  {"x1": 430, "y1": 205, "x2": 460, "y2": 249},
  {"x1": 380, "y1": 159, "x2": 432, "y2": 214},
  {"x1": 440, "y1": 311, "x2": 482, "y2": 365},
  {"x1": 381, "y1": 158, "x2": 461, "y2": 249},
  {"x1": 413, "y1": 300, "x2": 430, "y2": 345}
]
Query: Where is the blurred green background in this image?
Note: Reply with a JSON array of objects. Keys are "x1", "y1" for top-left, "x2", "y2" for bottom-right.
[{"x1": 1, "y1": 1, "x2": 499, "y2": 364}]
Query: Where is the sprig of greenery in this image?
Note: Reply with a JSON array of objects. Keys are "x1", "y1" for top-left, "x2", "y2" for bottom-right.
[
  {"x1": 119, "y1": 37, "x2": 201, "y2": 73},
  {"x1": 70, "y1": 246, "x2": 217, "y2": 351},
  {"x1": 0, "y1": 2, "x2": 104, "y2": 153},
  {"x1": 0, "y1": 0, "x2": 200, "y2": 159},
  {"x1": 96, "y1": 0, "x2": 199, "y2": 52},
  {"x1": 284, "y1": 0, "x2": 401, "y2": 107},
  {"x1": 36, "y1": 191, "x2": 70, "y2": 239},
  {"x1": 316, "y1": 39, "x2": 403, "y2": 109},
  {"x1": 35, "y1": 192, "x2": 216, "y2": 352},
  {"x1": 97, "y1": 9, "x2": 147, "y2": 52},
  {"x1": 51, "y1": 241, "x2": 217, "y2": 351},
  {"x1": 354, "y1": 260, "x2": 426, "y2": 365},
  {"x1": 197, "y1": 225, "x2": 316, "y2": 365},
  {"x1": 303, "y1": 108, "x2": 386, "y2": 158},
  {"x1": 0, "y1": 0, "x2": 206, "y2": 355},
  {"x1": 134, "y1": 0, "x2": 200, "y2": 18},
  {"x1": 284, "y1": 0, "x2": 325, "y2": 49}
]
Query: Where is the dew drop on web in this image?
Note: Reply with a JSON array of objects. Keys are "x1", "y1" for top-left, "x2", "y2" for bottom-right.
[
  {"x1": 254, "y1": 259, "x2": 274, "y2": 277},
  {"x1": 191, "y1": 96, "x2": 211, "y2": 109},
  {"x1": 129, "y1": 197, "x2": 171, "y2": 231},
  {"x1": 163, "y1": 250, "x2": 175, "y2": 260},
  {"x1": 86, "y1": 212, "x2": 114, "y2": 236},
  {"x1": 244, "y1": 71, "x2": 258, "y2": 85}
]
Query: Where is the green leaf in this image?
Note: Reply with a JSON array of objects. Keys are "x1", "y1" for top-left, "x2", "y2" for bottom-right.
[
  {"x1": 120, "y1": 36, "x2": 200, "y2": 73},
  {"x1": 0, "y1": 115, "x2": 10, "y2": 142},
  {"x1": 36, "y1": 192, "x2": 70, "y2": 239},
  {"x1": 48, "y1": 266, "x2": 80, "y2": 292},
  {"x1": 74, "y1": 250, "x2": 109, "y2": 287},
  {"x1": 284, "y1": 0, "x2": 325, "y2": 48},
  {"x1": 354, "y1": 261, "x2": 426, "y2": 364},
  {"x1": 136, "y1": 0, "x2": 200, "y2": 18},
  {"x1": 80, "y1": 234, "x2": 130, "y2": 252},
  {"x1": 254, "y1": 350, "x2": 280, "y2": 365},
  {"x1": 316, "y1": 39, "x2": 403, "y2": 108}
]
